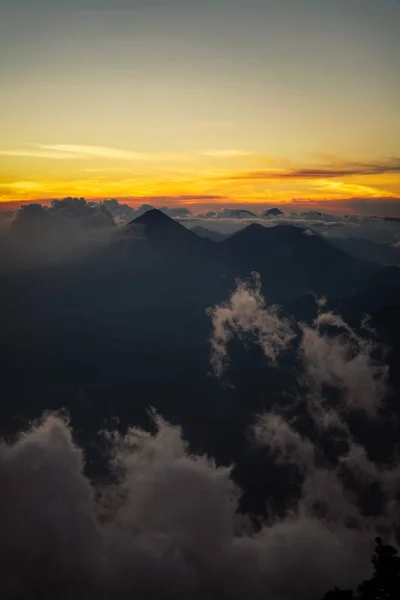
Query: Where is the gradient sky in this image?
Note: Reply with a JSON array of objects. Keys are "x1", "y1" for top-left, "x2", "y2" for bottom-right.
[{"x1": 1, "y1": 0, "x2": 399, "y2": 213}]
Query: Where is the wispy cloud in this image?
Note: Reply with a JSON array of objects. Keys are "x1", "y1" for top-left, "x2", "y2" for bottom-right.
[
  {"x1": 0, "y1": 144, "x2": 188, "y2": 162},
  {"x1": 216, "y1": 158, "x2": 400, "y2": 181},
  {"x1": 0, "y1": 149, "x2": 82, "y2": 160},
  {"x1": 313, "y1": 179, "x2": 393, "y2": 198},
  {"x1": 39, "y1": 144, "x2": 156, "y2": 160},
  {"x1": 199, "y1": 150, "x2": 255, "y2": 158},
  {"x1": 123, "y1": 194, "x2": 229, "y2": 205}
]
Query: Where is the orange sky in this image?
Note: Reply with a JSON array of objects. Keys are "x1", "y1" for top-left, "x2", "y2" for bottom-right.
[
  {"x1": 1, "y1": 1, "x2": 400, "y2": 214},
  {"x1": 1, "y1": 149, "x2": 399, "y2": 214}
]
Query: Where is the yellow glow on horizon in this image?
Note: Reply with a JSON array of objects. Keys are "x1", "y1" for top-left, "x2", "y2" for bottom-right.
[{"x1": 0, "y1": 145, "x2": 399, "y2": 208}]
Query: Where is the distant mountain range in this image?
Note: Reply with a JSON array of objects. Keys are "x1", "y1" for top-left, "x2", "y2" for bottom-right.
[
  {"x1": 2, "y1": 209, "x2": 400, "y2": 395},
  {"x1": 190, "y1": 222, "x2": 400, "y2": 268},
  {"x1": 123, "y1": 209, "x2": 398, "y2": 303},
  {"x1": 1, "y1": 207, "x2": 400, "y2": 510}
]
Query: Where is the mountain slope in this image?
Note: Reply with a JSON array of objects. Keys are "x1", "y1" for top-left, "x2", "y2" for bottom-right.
[
  {"x1": 330, "y1": 236, "x2": 400, "y2": 266},
  {"x1": 221, "y1": 223, "x2": 395, "y2": 301},
  {"x1": 128, "y1": 208, "x2": 212, "y2": 249},
  {"x1": 190, "y1": 225, "x2": 230, "y2": 242}
]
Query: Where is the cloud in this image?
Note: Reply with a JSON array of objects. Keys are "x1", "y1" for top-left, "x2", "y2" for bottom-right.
[
  {"x1": 0, "y1": 409, "x2": 383, "y2": 600},
  {"x1": 1, "y1": 197, "x2": 118, "y2": 264},
  {"x1": 102, "y1": 198, "x2": 137, "y2": 224},
  {"x1": 100, "y1": 201, "x2": 193, "y2": 223},
  {"x1": 216, "y1": 158, "x2": 400, "y2": 181},
  {"x1": 210, "y1": 276, "x2": 388, "y2": 415},
  {"x1": 312, "y1": 179, "x2": 392, "y2": 199},
  {"x1": 253, "y1": 413, "x2": 315, "y2": 474},
  {"x1": 0, "y1": 149, "x2": 85, "y2": 160},
  {"x1": 252, "y1": 406, "x2": 400, "y2": 573},
  {"x1": 0, "y1": 275, "x2": 398, "y2": 598},
  {"x1": 208, "y1": 274, "x2": 294, "y2": 377},
  {"x1": 300, "y1": 312, "x2": 388, "y2": 416},
  {"x1": 160, "y1": 206, "x2": 192, "y2": 218},
  {"x1": 0, "y1": 198, "x2": 195, "y2": 262},
  {"x1": 40, "y1": 144, "x2": 158, "y2": 160},
  {"x1": 0, "y1": 144, "x2": 188, "y2": 162},
  {"x1": 199, "y1": 150, "x2": 255, "y2": 158},
  {"x1": 127, "y1": 195, "x2": 227, "y2": 204},
  {"x1": 212, "y1": 277, "x2": 397, "y2": 535},
  {"x1": 340, "y1": 197, "x2": 400, "y2": 217},
  {"x1": 180, "y1": 210, "x2": 400, "y2": 246},
  {"x1": 14, "y1": 196, "x2": 115, "y2": 225}
]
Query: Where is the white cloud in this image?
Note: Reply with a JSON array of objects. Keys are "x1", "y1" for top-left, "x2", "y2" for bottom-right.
[
  {"x1": 253, "y1": 413, "x2": 315, "y2": 474},
  {"x1": 212, "y1": 277, "x2": 397, "y2": 576},
  {"x1": 208, "y1": 274, "x2": 294, "y2": 377},
  {"x1": 0, "y1": 409, "x2": 385, "y2": 600},
  {"x1": 300, "y1": 314, "x2": 388, "y2": 416},
  {"x1": 0, "y1": 143, "x2": 187, "y2": 162},
  {"x1": 0, "y1": 149, "x2": 84, "y2": 160},
  {"x1": 40, "y1": 144, "x2": 156, "y2": 160},
  {"x1": 0, "y1": 276, "x2": 396, "y2": 598},
  {"x1": 208, "y1": 275, "x2": 388, "y2": 417}
]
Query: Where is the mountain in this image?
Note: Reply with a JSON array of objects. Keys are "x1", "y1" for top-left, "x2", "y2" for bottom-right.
[
  {"x1": 0, "y1": 210, "x2": 231, "y2": 409},
  {"x1": 190, "y1": 225, "x2": 230, "y2": 242},
  {"x1": 3, "y1": 213, "x2": 400, "y2": 393},
  {"x1": 134, "y1": 203, "x2": 155, "y2": 217},
  {"x1": 2, "y1": 209, "x2": 400, "y2": 487},
  {"x1": 221, "y1": 223, "x2": 396, "y2": 301},
  {"x1": 125, "y1": 208, "x2": 214, "y2": 257},
  {"x1": 130, "y1": 207, "x2": 192, "y2": 233},
  {"x1": 330, "y1": 236, "x2": 400, "y2": 266},
  {"x1": 263, "y1": 207, "x2": 284, "y2": 217},
  {"x1": 219, "y1": 209, "x2": 256, "y2": 219},
  {"x1": 121, "y1": 215, "x2": 400, "y2": 304}
]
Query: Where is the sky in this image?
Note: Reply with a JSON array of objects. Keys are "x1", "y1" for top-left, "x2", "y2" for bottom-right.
[{"x1": 1, "y1": 0, "x2": 399, "y2": 214}]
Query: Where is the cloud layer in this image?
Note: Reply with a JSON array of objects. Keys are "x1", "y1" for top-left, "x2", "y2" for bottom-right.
[
  {"x1": 180, "y1": 210, "x2": 400, "y2": 247},
  {"x1": 217, "y1": 158, "x2": 400, "y2": 181},
  {"x1": 1, "y1": 197, "x2": 117, "y2": 264},
  {"x1": 0, "y1": 276, "x2": 398, "y2": 599},
  {"x1": 0, "y1": 409, "x2": 383, "y2": 600}
]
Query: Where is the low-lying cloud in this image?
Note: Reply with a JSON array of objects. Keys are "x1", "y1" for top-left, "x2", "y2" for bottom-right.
[
  {"x1": 0, "y1": 276, "x2": 398, "y2": 598},
  {"x1": 0, "y1": 197, "x2": 117, "y2": 265},
  {"x1": 210, "y1": 276, "x2": 389, "y2": 416},
  {"x1": 0, "y1": 409, "x2": 383, "y2": 600},
  {"x1": 208, "y1": 273, "x2": 294, "y2": 376},
  {"x1": 300, "y1": 311, "x2": 388, "y2": 416},
  {"x1": 209, "y1": 276, "x2": 399, "y2": 587},
  {"x1": 180, "y1": 211, "x2": 400, "y2": 248}
]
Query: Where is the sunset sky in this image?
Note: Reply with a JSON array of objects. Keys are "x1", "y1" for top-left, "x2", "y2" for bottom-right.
[{"x1": 1, "y1": 0, "x2": 399, "y2": 214}]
